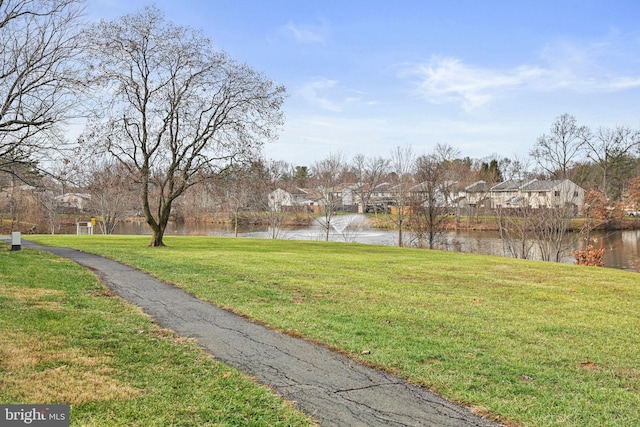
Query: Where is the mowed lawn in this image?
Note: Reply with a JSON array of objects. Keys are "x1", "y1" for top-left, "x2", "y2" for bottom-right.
[{"x1": 26, "y1": 235, "x2": 640, "y2": 426}]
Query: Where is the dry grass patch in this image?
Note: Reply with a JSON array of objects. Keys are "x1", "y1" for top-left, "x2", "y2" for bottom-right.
[
  {"x1": 0, "y1": 331, "x2": 141, "y2": 404},
  {"x1": 0, "y1": 286, "x2": 64, "y2": 310},
  {"x1": 4, "y1": 367, "x2": 141, "y2": 405}
]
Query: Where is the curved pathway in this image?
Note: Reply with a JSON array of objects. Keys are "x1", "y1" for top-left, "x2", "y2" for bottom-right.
[{"x1": 14, "y1": 240, "x2": 502, "y2": 427}]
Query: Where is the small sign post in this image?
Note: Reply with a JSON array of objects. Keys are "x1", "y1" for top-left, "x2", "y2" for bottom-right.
[{"x1": 11, "y1": 231, "x2": 21, "y2": 251}]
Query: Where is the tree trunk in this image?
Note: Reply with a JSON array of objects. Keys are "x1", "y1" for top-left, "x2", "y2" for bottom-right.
[
  {"x1": 148, "y1": 215, "x2": 169, "y2": 246},
  {"x1": 146, "y1": 200, "x2": 172, "y2": 247},
  {"x1": 234, "y1": 207, "x2": 239, "y2": 238},
  {"x1": 149, "y1": 227, "x2": 166, "y2": 247}
]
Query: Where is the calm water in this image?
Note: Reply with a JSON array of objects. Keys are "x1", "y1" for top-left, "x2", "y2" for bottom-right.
[{"x1": 75, "y1": 216, "x2": 640, "y2": 273}]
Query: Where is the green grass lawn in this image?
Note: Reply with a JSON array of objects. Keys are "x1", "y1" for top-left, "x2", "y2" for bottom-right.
[
  {"x1": 22, "y1": 235, "x2": 640, "y2": 426},
  {"x1": 0, "y1": 243, "x2": 316, "y2": 426}
]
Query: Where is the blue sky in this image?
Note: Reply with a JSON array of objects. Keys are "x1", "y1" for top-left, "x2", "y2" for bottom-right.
[{"x1": 86, "y1": 1, "x2": 640, "y2": 166}]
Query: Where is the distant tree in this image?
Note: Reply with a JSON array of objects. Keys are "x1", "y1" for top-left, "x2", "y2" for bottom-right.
[
  {"x1": 479, "y1": 159, "x2": 503, "y2": 182},
  {"x1": 33, "y1": 176, "x2": 63, "y2": 234},
  {"x1": 571, "y1": 162, "x2": 602, "y2": 192},
  {"x1": 176, "y1": 177, "x2": 215, "y2": 223},
  {"x1": 409, "y1": 144, "x2": 460, "y2": 249},
  {"x1": 258, "y1": 159, "x2": 293, "y2": 239},
  {"x1": 311, "y1": 152, "x2": 346, "y2": 241},
  {"x1": 626, "y1": 176, "x2": 640, "y2": 212},
  {"x1": 446, "y1": 156, "x2": 474, "y2": 185},
  {"x1": 496, "y1": 206, "x2": 536, "y2": 260},
  {"x1": 500, "y1": 155, "x2": 533, "y2": 182},
  {"x1": 0, "y1": 169, "x2": 39, "y2": 232},
  {"x1": 582, "y1": 126, "x2": 640, "y2": 201},
  {"x1": 294, "y1": 166, "x2": 309, "y2": 187},
  {"x1": 531, "y1": 114, "x2": 589, "y2": 179},
  {"x1": 497, "y1": 181, "x2": 581, "y2": 262},
  {"x1": 351, "y1": 153, "x2": 389, "y2": 215},
  {"x1": 580, "y1": 189, "x2": 608, "y2": 246},
  {"x1": 389, "y1": 145, "x2": 415, "y2": 247},
  {"x1": 0, "y1": 0, "x2": 83, "y2": 177},
  {"x1": 84, "y1": 161, "x2": 138, "y2": 234},
  {"x1": 533, "y1": 203, "x2": 578, "y2": 263},
  {"x1": 81, "y1": 7, "x2": 285, "y2": 246},
  {"x1": 214, "y1": 163, "x2": 256, "y2": 237}
]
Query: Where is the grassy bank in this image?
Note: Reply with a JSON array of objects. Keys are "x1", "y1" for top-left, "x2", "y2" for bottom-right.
[
  {"x1": 0, "y1": 244, "x2": 315, "y2": 426},
  {"x1": 24, "y1": 235, "x2": 640, "y2": 426}
]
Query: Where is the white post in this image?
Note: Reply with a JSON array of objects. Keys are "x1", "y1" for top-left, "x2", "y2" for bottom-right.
[{"x1": 11, "y1": 231, "x2": 21, "y2": 251}]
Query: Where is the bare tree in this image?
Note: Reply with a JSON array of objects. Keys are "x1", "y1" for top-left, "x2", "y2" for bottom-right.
[
  {"x1": 213, "y1": 162, "x2": 267, "y2": 237},
  {"x1": 496, "y1": 180, "x2": 581, "y2": 262},
  {"x1": 0, "y1": 0, "x2": 83, "y2": 176},
  {"x1": 258, "y1": 159, "x2": 293, "y2": 239},
  {"x1": 0, "y1": 169, "x2": 39, "y2": 232},
  {"x1": 531, "y1": 114, "x2": 589, "y2": 179},
  {"x1": 583, "y1": 126, "x2": 640, "y2": 200},
  {"x1": 496, "y1": 206, "x2": 536, "y2": 259},
  {"x1": 33, "y1": 175, "x2": 63, "y2": 234},
  {"x1": 311, "y1": 152, "x2": 346, "y2": 241},
  {"x1": 580, "y1": 188, "x2": 608, "y2": 247},
  {"x1": 501, "y1": 155, "x2": 533, "y2": 182},
  {"x1": 410, "y1": 144, "x2": 460, "y2": 249},
  {"x1": 533, "y1": 204, "x2": 577, "y2": 263},
  {"x1": 389, "y1": 145, "x2": 415, "y2": 247},
  {"x1": 351, "y1": 153, "x2": 389, "y2": 215},
  {"x1": 626, "y1": 176, "x2": 640, "y2": 215},
  {"x1": 81, "y1": 6, "x2": 285, "y2": 246},
  {"x1": 82, "y1": 160, "x2": 138, "y2": 234}
]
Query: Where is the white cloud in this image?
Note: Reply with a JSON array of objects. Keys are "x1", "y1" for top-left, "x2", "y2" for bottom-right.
[
  {"x1": 402, "y1": 46, "x2": 640, "y2": 112},
  {"x1": 605, "y1": 76, "x2": 640, "y2": 90},
  {"x1": 296, "y1": 78, "x2": 377, "y2": 112},
  {"x1": 402, "y1": 57, "x2": 549, "y2": 111},
  {"x1": 298, "y1": 78, "x2": 342, "y2": 112},
  {"x1": 282, "y1": 22, "x2": 327, "y2": 44}
]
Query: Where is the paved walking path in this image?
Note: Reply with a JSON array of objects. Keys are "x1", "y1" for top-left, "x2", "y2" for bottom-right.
[{"x1": 9, "y1": 239, "x2": 502, "y2": 427}]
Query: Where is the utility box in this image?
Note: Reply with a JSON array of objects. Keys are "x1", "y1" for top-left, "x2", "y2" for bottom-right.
[{"x1": 11, "y1": 232, "x2": 21, "y2": 251}]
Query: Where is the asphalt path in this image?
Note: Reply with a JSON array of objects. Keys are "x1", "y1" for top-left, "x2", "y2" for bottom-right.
[{"x1": 10, "y1": 239, "x2": 503, "y2": 427}]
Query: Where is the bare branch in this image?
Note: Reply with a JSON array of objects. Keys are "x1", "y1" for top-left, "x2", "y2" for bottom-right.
[
  {"x1": 81, "y1": 6, "x2": 285, "y2": 246},
  {"x1": 0, "y1": 0, "x2": 84, "y2": 175}
]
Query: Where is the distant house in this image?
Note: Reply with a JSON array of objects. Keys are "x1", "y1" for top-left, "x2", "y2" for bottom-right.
[
  {"x1": 463, "y1": 180, "x2": 491, "y2": 208},
  {"x1": 489, "y1": 180, "x2": 525, "y2": 209},
  {"x1": 269, "y1": 179, "x2": 586, "y2": 215},
  {"x1": 519, "y1": 179, "x2": 585, "y2": 210},
  {"x1": 268, "y1": 188, "x2": 294, "y2": 212},
  {"x1": 463, "y1": 179, "x2": 585, "y2": 212},
  {"x1": 335, "y1": 183, "x2": 361, "y2": 212},
  {"x1": 56, "y1": 192, "x2": 91, "y2": 210},
  {"x1": 370, "y1": 182, "x2": 395, "y2": 201},
  {"x1": 409, "y1": 180, "x2": 459, "y2": 207},
  {"x1": 268, "y1": 187, "x2": 322, "y2": 212}
]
